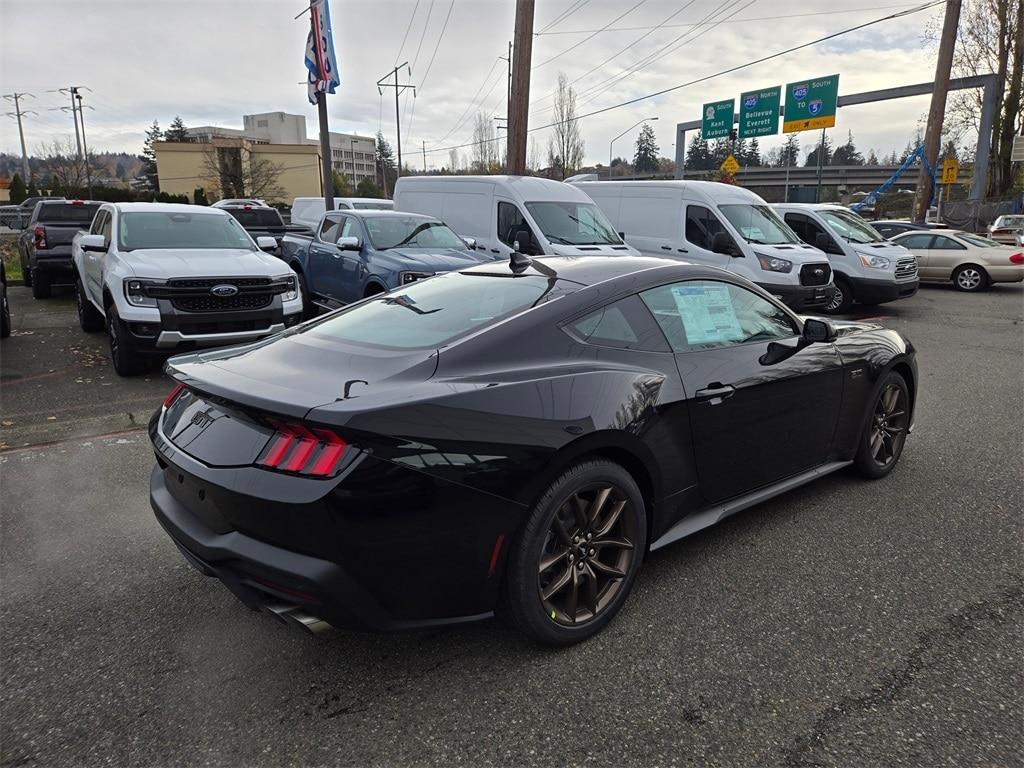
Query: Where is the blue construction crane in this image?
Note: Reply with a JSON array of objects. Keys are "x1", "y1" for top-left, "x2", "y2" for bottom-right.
[{"x1": 850, "y1": 144, "x2": 937, "y2": 213}]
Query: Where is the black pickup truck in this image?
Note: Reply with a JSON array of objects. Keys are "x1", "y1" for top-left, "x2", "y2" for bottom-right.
[
  {"x1": 220, "y1": 205, "x2": 305, "y2": 251},
  {"x1": 18, "y1": 199, "x2": 102, "y2": 298}
]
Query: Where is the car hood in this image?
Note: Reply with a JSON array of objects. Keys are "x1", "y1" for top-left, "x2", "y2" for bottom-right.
[
  {"x1": 378, "y1": 247, "x2": 499, "y2": 271},
  {"x1": 123, "y1": 248, "x2": 287, "y2": 278},
  {"x1": 850, "y1": 242, "x2": 912, "y2": 259},
  {"x1": 548, "y1": 242, "x2": 641, "y2": 257}
]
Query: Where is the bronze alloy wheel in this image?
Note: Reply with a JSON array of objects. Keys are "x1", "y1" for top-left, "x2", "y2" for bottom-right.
[
  {"x1": 538, "y1": 483, "x2": 637, "y2": 626},
  {"x1": 869, "y1": 381, "x2": 908, "y2": 468}
]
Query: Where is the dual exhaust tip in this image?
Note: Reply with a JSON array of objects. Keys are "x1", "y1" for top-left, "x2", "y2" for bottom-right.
[{"x1": 264, "y1": 603, "x2": 333, "y2": 634}]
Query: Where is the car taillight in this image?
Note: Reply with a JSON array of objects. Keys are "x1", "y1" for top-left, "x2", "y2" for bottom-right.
[
  {"x1": 33, "y1": 226, "x2": 46, "y2": 250},
  {"x1": 163, "y1": 382, "x2": 186, "y2": 408},
  {"x1": 257, "y1": 421, "x2": 348, "y2": 477},
  {"x1": 1010, "y1": 253, "x2": 1024, "y2": 265},
  {"x1": 71, "y1": 199, "x2": 84, "y2": 206}
]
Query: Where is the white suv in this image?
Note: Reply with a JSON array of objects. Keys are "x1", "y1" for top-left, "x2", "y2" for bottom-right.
[{"x1": 72, "y1": 203, "x2": 303, "y2": 376}]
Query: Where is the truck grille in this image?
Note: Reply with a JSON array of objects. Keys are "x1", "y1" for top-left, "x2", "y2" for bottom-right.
[
  {"x1": 159, "y1": 277, "x2": 278, "y2": 313},
  {"x1": 799, "y1": 263, "x2": 832, "y2": 286},
  {"x1": 172, "y1": 294, "x2": 272, "y2": 312},
  {"x1": 895, "y1": 258, "x2": 918, "y2": 279}
]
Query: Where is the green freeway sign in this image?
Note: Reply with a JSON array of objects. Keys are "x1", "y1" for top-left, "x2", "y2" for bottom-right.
[
  {"x1": 701, "y1": 98, "x2": 734, "y2": 140},
  {"x1": 783, "y1": 74, "x2": 840, "y2": 132},
  {"x1": 738, "y1": 86, "x2": 781, "y2": 139}
]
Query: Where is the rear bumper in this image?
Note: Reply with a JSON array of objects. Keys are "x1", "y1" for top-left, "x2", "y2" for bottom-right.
[
  {"x1": 986, "y1": 265, "x2": 1024, "y2": 284},
  {"x1": 29, "y1": 252, "x2": 75, "y2": 278},
  {"x1": 849, "y1": 275, "x2": 919, "y2": 304},
  {"x1": 759, "y1": 281, "x2": 836, "y2": 310},
  {"x1": 148, "y1": 414, "x2": 523, "y2": 631}
]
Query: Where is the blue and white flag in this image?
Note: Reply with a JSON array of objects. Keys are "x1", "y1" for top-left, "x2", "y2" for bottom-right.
[{"x1": 305, "y1": 0, "x2": 340, "y2": 105}]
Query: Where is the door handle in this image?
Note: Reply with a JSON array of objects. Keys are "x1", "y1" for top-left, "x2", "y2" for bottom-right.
[
  {"x1": 490, "y1": 248, "x2": 500, "y2": 254},
  {"x1": 695, "y1": 384, "x2": 736, "y2": 403},
  {"x1": 661, "y1": 245, "x2": 672, "y2": 251}
]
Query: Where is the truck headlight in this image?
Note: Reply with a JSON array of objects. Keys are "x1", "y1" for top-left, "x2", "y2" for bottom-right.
[
  {"x1": 279, "y1": 275, "x2": 298, "y2": 301},
  {"x1": 858, "y1": 254, "x2": 891, "y2": 269},
  {"x1": 754, "y1": 252, "x2": 793, "y2": 273},
  {"x1": 123, "y1": 278, "x2": 158, "y2": 308},
  {"x1": 400, "y1": 271, "x2": 435, "y2": 285}
]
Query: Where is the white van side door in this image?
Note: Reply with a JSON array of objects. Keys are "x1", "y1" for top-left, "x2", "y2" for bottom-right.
[
  {"x1": 494, "y1": 197, "x2": 541, "y2": 257},
  {"x1": 681, "y1": 202, "x2": 734, "y2": 271}
]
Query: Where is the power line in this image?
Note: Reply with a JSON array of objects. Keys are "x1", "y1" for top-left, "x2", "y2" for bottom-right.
[
  {"x1": 431, "y1": 56, "x2": 504, "y2": 146},
  {"x1": 393, "y1": 0, "x2": 421, "y2": 65},
  {"x1": 407, "y1": 0, "x2": 457, "y2": 137},
  {"x1": 533, "y1": 3, "x2": 916, "y2": 34},
  {"x1": 532, "y1": 0, "x2": 648, "y2": 70},
  {"x1": 419, "y1": 0, "x2": 944, "y2": 156},
  {"x1": 536, "y1": 0, "x2": 592, "y2": 34}
]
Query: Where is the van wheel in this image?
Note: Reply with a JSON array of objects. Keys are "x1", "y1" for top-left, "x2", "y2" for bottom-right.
[
  {"x1": 824, "y1": 276, "x2": 853, "y2": 314},
  {"x1": 363, "y1": 283, "x2": 385, "y2": 298}
]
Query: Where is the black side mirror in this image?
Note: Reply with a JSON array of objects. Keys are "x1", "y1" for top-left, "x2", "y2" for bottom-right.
[
  {"x1": 803, "y1": 317, "x2": 837, "y2": 343},
  {"x1": 711, "y1": 231, "x2": 741, "y2": 257},
  {"x1": 815, "y1": 232, "x2": 840, "y2": 254},
  {"x1": 514, "y1": 228, "x2": 535, "y2": 256}
]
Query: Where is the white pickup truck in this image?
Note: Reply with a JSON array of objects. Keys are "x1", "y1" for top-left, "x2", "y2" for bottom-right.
[{"x1": 72, "y1": 203, "x2": 303, "y2": 376}]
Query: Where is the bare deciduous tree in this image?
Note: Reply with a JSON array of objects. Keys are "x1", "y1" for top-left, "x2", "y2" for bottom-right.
[
  {"x1": 547, "y1": 72, "x2": 584, "y2": 179},
  {"x1": 471, "y1": 112, "x2": 499, "y2": 173},
  {"x1": 37, "y1": 138, "x2": 93, "y2": 195},
  {"x1": 200, "y1": 144, "x2": 286, "y2": 203}
]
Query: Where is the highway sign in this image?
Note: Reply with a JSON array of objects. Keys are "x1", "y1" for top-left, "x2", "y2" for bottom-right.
[
  {"x1": 720, "y1": 154, "x2": 740, "y2": 175},
  {"x1": 783, "y1": 74, "x2": 839, "y2": 133},
  {"x1": 738, "y1": 86, "x2": 781, "y2": 139},
  {"x1": 702, "y1": 99, "x2": 735, "y2": 140},
  {"x1": 941, "y1": 157, "x2": 959, "y2": 184}
]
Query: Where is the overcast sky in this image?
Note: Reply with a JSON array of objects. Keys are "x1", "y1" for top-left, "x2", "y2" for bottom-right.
[{"x1": 1, "y1": 0, "x2": 958, "y2": 169}]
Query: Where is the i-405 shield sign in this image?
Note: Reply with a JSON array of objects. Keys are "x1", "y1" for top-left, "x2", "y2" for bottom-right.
[
  {"x1": 783, "y1": 74, "x2": 839, "y2": 133},
  {"x1": 738, "y1": 86, "x2": 781, "y2": 139}
]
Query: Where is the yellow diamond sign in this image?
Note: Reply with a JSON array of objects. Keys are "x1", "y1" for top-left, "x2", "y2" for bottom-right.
[{"x1": 720, "y1": 154, "x2": 740, "y2": 175}]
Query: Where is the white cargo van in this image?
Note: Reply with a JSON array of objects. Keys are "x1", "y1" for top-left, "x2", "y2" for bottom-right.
[
  {"x1": 392, "y1": 175, "x2": 639, "y2": 258},
  {"x1": 572, "y1": 180, "x2": 835, "y2": 312},
  {"x1": 773, "y1": 203, "x2": 919, "y2": 313},
  {"x1": 290, "y1": 197, "x2": 393, "y2": 231}
]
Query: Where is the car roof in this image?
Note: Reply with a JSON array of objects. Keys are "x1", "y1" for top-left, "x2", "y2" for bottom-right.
[
  {"x1": 329, "y1": 209, "x2": 435, "y2": 220},
  {"x1": 398, "y1": 175, "x2": 589, "y2": 203},
  {"x1": 461, "y1": 254, "x2": 717, "y2": 287},
  {"x1": 575, "y1": 179, "x2": 763, "y2": 202},
  {"x1": 36, "y1": 198, "x2": 101, "y2": 205},
  {"x1": 110, "y1": 202, "x2": 225, "y2": 214}
]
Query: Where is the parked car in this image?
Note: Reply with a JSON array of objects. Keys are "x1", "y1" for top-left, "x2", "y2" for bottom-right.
[
  {"x1": 889, "y1": 229, "x2": 1024, "y2": 291},
  {"x1": 1, "y1": 261, "x2": 10, "y2": 339},
  {"x1": 278, "y1": 209, "x2": 498, "y2": 314},
  {"x1": 72, "y1": 203, "x2": 303, "y2": 376},
  {"x1": 17, "y1": 199, "x2": 103, "y2": 298},
  {"x1": 219, "y1": 204, "x2": 304, "y2": 250},
  {"x1": 871, "y1": 220, "x2": 945, "y2": 240},
  {"x1": 987, "y1": 215, "x2": 1024, "y2": 245},
  {"x1": 290, "y1": 197, "x2": 394, "y2": 231},
  {"x1": 149, "y1": 254, "x2": 918, "y2": 645},
  {"x1": 211, "y1": 198, "x2": 269, "y2": 209},
  {"x1": 774, "y1": 203, "x2": 919, "y2": 313},
  {"x1": 573, "y1": 180, "x2": 835, "y2": 312},
  {"x1": 393, "y1": 175, "x2": 640, "y2": 259},
  {"x1": 0, "y1": 195, "x2": 64, "y2": 230}
]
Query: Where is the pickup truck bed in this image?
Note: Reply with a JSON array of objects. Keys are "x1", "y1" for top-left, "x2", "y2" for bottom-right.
[{"x1": 222, "y1": 206, "x2": 308, "y2": 250}]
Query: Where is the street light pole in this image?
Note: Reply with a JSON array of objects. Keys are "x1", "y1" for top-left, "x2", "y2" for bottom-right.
[{"x1": 609, "y1": 117, "x2": 658, "y2": 179}]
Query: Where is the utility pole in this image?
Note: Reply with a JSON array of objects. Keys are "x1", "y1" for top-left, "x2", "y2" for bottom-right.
[
  {"x1": 377, "y1": 62, "x2": 415, "y2": 179},
  {"x1": 74, "y1": 90, "x2": 94, "y2": 199},
  {"x1": 814, "y1": 127, "x2": 826, "y2": 203},
  {"x1": 507, "y1": 0, "x2": 535, "y2": 175},
  {"x1": 913, "y1": 0, "x2": 961, "y2": 223},
  {"x1": 58, "y1": 87, "x2": 84, "y2": 161},
  {"x1": 3, "y1": 92, "x2": 36, "y2": 182}
]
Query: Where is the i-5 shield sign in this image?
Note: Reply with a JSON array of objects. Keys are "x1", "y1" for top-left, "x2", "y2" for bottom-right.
[
  {"x1": 783, "y1": 74, "x2": 839, "y2": 133},
  {"x1": 738, "y1": 86, "x2": 781, "y2": 139},
  {"x1": 701, "y1": 99, "x2": 734, "y2": 140}
]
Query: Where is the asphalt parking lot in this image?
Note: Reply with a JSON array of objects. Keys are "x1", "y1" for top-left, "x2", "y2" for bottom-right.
[{"x1": 2, "y1": 281, "x2": 1022, "y2": 767}]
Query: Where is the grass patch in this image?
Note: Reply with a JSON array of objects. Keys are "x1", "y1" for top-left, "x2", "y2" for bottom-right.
[{"x1": 1, "y1": 234, "x2": 23, "y2": 282}]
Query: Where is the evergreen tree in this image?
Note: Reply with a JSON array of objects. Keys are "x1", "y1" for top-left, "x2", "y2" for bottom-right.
[
  {"x1": 684, "y1": 130, "x2": 711, "y2": 170},
  {"x1": 332, "y1": 169, "x2": 352, "y2": 196},
  {"x1": 632, "y1": 122, "x2": 660, "y2": 174},
  {"x1": 831, "y1": 131, "x2": 864, "y2": 165},
  {"x1": 356, "y1": 178, "x2": 384, "y2": 198},
  {"x1": 164, "y1": 116, "x2": 190, "y2": 142},
  {"x1": 866, "y1": 149, "x2": 880, "y2": 165},
  {"x1": 193, "y1": 187, "x2": 209, "y2": 205},
  {"x1": 375, "y1": 132, "x2": 396, "y2": 194},
  {"x1": 26, "y1": 180, "x2": 39, "y2": 197},
  {"x1": 9, "y1": 172, "x2": 27, "y2": 204},
  {"x1": 140, "y1": 119, "x2": 162, "y2": 191},
  {"x1": 804, "y1": 135, "x2": 833, "y2": 167},
  {"x1": 744, "y1": 138, "x2": 762, "y2": 167},
  {"x1": 939, "y1": 139, "x2": 959, "y2": 162},
  {"x1": 778, "y1": 134, "x2": 801, "y2": 167}
]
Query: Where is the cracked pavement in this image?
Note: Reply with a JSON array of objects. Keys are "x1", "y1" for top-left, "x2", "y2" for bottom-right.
[{"x1": 1, "y1": 282, "x2": 1022, "y2": 767}]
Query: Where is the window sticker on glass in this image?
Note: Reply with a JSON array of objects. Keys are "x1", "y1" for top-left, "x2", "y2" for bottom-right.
[{"x1": 670, "y1": 284, "x2": 743, "y2": 346}]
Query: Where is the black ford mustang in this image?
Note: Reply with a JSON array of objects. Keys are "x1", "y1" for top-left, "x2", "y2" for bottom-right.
[{"x1": 149, "y1": 255, "x2": 917, "y2": 645}]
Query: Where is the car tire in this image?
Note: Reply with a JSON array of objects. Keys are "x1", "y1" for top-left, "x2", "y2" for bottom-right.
[
  {"x1": 30, "y1": 268, "x2": 51, "y2": 299},
  {"x1": 107, "y1": 306, "x2": 147, "y2": 377},
  {"x1": 824, "y1": 276, "x2": 853, "y2": 314},
  {"x1": 952, "y1": 264, "x2": 990, "y2": 292},
  {"x1": 502, "y1": 459, "x2": 647, "y2": 646},
  {"x1": 76, "y1": 278, "x2": 104, "y2": 332},
  {"x1": 853, "y1": 371, "x2": 910, "y2": 479},
  {"x1": 21, "y1": 264, "x2": 32, "y2": 287},
  {"x1": 1, "y1": 285, "x2": 10, "y2": 339},
  {"x1": 295, "y1": 269, "x2": 315, "y2": 320}
]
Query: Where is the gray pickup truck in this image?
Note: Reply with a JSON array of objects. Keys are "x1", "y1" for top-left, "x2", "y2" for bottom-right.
[{"x1": 18, "y1": 199, "x2": 102, "y2": 298}]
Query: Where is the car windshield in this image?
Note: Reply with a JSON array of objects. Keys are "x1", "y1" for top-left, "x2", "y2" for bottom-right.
[
  {"x1": 363, "y1": 216, "x2": 467, "y2": 250},
  {"x1": 958, "y1": 232, "x2": 1001, "y2": 248},
  {"x1": 718, "y1": 204, "x2": 800, "y2": 245},
  {"x1": 820, "y1": 210, "x2": 886, "y2": 244},
  {"x1": 306, "y1": 271, "x2": 576, "y2": 349},
  {"x1": 524, "y1": 201, "x2": 622, "y2": 246},
  {"x1": 118, "y1": 211, "x2": 254, "y2": 251},
  {"x1": 36, "y1": 202, "x2": 101, "y2": 224}
]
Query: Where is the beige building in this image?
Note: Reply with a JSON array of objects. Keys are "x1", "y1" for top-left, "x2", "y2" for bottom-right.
[{"x1": 154, "y1": 139, "x2": 322, "y2": 204}]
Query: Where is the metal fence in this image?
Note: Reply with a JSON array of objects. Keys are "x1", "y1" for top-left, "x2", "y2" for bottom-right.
[
  {"x1": 0, "y1": 208, "x2": 27, "y2": 232},
  {"x1": 940, "y1": 197, "x2": 1023, "y2": 232}
]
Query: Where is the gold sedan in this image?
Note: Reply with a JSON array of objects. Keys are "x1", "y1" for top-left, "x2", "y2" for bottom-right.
[{"x1": 890, "y1": 229, "x2": 1024, "y2": 292}]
